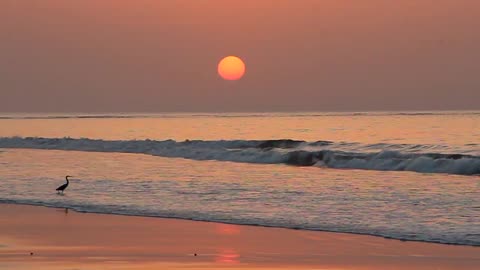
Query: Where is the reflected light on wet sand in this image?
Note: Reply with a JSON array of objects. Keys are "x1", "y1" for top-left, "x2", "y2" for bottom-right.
[
  {"x1": 215, "y1": 224, "x2": 241, "y2": 264},
  {"x1": 216, "y1": 223, "x2": 241, "y2": 236},
  {"x1": 215, "y1": 248, "x2": 240, "y2": 264}
]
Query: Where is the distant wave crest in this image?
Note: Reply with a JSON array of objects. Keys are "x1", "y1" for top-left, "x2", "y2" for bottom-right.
[
  {"x1": 0, "y1": 137, "x2": 479, "y2": 175},
  {"x1": 1, "y1": 111, "x2": 479, "y2": 120}
]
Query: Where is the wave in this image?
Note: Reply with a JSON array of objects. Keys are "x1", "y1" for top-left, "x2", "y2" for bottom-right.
[
  {"x1": 1, "y1": 111, "x2": 479, "y2": 120},
  {"x1": 0, "y1": 114, "x2": 149, "y2": 120},
  {"x1": 0, "y1": 137, "x2": 479, "y2": 175}
]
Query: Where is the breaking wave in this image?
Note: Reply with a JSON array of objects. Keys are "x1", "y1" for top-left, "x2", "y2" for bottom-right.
[
  {"x1": 1, "y1": 111, "x2": 479, "y2": 120},
  {"x1": 0, "y1": 137, "x2": 479, "y2": 176}
]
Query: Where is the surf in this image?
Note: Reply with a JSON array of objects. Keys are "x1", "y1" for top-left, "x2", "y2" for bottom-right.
[{"x1": 1, "y1": 137, "x2": 479, "y2": 175}]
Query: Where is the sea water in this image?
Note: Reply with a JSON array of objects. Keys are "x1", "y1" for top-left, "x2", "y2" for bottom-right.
[{"x1": 0, "y1": 112, "x2": 479, "y2": 245}]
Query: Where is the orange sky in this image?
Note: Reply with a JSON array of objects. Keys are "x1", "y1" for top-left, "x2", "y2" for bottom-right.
[{"x1": 1, "y1": 1, "x2": 479, "y2": 112}]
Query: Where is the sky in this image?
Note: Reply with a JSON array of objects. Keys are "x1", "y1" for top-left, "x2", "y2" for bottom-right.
[{"x1": 1, "y1": 0, "x2": 479, "y2": 113}]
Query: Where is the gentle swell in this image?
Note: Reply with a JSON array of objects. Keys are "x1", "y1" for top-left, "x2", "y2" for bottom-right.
[{"x1": 0, "y1": 137, "x2": 479, "y2": 175}]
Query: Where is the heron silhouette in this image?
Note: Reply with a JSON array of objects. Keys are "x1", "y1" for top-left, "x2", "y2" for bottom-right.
[{"x1": 56, "y1": 175, "x2": 72, "y2": 194}]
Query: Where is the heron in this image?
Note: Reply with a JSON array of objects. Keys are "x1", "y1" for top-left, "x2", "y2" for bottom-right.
[{"x1": 56, "y1": 175, "x2": 72, "y2": 194}]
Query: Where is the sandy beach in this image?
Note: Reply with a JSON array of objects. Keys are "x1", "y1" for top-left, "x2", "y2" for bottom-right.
[
  {"x1": 3, "y1": 1, "x2": 480, "y2": 269},
  {"x1": 0, "y1": 203, "x2": 478, "y2": 270}
]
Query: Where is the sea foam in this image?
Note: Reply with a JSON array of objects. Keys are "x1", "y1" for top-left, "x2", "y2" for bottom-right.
[{"x1": 1, "y1": 137, "x2": 479, "y2": 175}]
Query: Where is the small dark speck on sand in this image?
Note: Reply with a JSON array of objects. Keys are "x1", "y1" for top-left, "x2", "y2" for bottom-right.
[
  {"x1": 194, "y1": 253, "x2": 197, "y2": 256},
  {"x1": 30, "y1": 252, "x2": 34, "y2": 256}
]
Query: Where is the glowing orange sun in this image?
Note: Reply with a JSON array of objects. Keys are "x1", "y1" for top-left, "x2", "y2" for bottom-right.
[{"x1": 218, "y1": 56, "x2": 246, "y2": 80}]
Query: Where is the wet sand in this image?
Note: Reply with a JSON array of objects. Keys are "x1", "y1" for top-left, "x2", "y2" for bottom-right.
[{"x1": 0, "y1": 203, "x2": 478, "y2": 270}]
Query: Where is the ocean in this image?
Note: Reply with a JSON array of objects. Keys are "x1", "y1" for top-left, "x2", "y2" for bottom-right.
[{"x1": 0, "y1": 111, "x2": 479, "y2": 246}]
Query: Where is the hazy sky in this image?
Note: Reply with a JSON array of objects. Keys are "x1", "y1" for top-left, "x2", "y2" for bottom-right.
[{"x1": 1, "y1": 1, "x2": 479, "y2": 112}]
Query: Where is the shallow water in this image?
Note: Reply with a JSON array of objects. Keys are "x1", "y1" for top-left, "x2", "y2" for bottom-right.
[{"x1": 0, "y1": 112, "x2": 479, "y2": 245}]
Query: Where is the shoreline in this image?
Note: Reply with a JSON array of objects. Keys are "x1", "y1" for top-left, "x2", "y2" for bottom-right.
[
  {"x1": 1, "y1": 201, "x2": 478, "y2": 248},
  {"x1": 1, "y1": 203, "x2": 479, "y2": 269}
]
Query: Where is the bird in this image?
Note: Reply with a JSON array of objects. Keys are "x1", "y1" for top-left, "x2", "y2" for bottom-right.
[{"x1": 56, "y1": 175, "x2": 72, "y2": 194}]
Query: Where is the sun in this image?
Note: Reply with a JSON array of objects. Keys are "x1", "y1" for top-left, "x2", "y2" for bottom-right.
[{"x1": 218, "y1": 56, "x2": 246, "y2": 80}]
